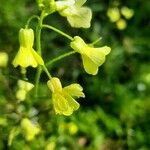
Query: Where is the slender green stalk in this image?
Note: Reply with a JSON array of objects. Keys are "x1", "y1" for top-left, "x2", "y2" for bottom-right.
[
  {"x1": 34, "y1": 12, "x2": 45, "y2": 97},
  {"x1": 42, "y1": 65, "x2": 52, "y2": 79},
  {"x1": 46, "y1": 51, "x2": 76, "y2": 67},
  {"x1": 91, "y1": 37, "x2": 102, "y2": 46},
  {"x1": 25, "y1": 15, "x2": 40, "y2": 28},
  {"x1": 42, "y1": 24, "x2": 74, "y2": 41},
  {"x1": 35, "y1": 66, "x2": 42, "y2": 97}
]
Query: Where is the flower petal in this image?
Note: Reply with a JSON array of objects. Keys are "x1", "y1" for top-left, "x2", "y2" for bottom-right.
[
  {"x1": 63, "y1": 84, "x2": 85, "y2": 98},
  {"x1": 85, "y1": 46, "x2": 111, "y2": 66},
  {"x1": 12, "y1": 47, "x2": 38, "y2": 68},
  {"x1": 81, "y1": 54, "x2": 99, "y2": 75},
  {"x1": 31, "y1": 48, "x2": 44, "y2": 65},
  {"x1": 47, "y1": 77, "x2": 62, "y2": 93},
  {"x1": 67, "y1": 7, "x2": 92, "y2": 28},
  {"x1": 53, "y1": 93, "x2": 73, "y2": 116},
  {"x1": 75, "y1": 0, "x2": 87, "y2": 7},
  {"x1": 63, "y1": 93, "x2": 80, "y2": 112}
]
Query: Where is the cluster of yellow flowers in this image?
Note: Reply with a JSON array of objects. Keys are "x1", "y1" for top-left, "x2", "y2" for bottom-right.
[
  {"x1": 107, "y1": 6, "x2": 134, "y2": 30},
  {"x1": 12, "y1": 27, "x2": 111, "y2": 116},
  {"x1": 12, "y1": 0, "x2": 111, "y2": 117}
]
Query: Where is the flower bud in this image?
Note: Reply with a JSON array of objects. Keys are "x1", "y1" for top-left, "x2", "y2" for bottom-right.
[
  {"x1": 19, "y1": 28, "x2": 34, "y2": 48},
  {"x1": 47, "y1": 77, "x2": 62, "y2": 93}
]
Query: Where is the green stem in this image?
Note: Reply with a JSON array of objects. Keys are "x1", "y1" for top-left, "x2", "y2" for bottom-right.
[
  {"x1": 91, "y1": 37, "x2": 102, "y2": 46},
  {"x1": 34, "y1": 12, "x2": 45, "y2": 97},
  {"x1": 42, "y1": 65, "x2": 52, "y2": 79},
  {"x1": 25, "y1": 15, "x2": 40, "y2": 28},
  {"x1": 42, "y1": 24, "x2": 73, "y2": 41},
  {"x1": 35, "y1": 66, "x2": 42, "y2": 97},
  {"x1": 46, "y1": 51, "x2": 76, "y2": 67}
]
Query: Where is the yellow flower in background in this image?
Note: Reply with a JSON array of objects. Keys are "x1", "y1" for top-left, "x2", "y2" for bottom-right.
[
  {"x1": 12, "y1": 28, "x2": 44, "y2": 68},
  {"x1": 16, "y1": 80, "x2": 34, "y2": 101},
  {"x1": 121, "y1": 7, "x2": 134, "y2": 19},
  {"x1": 56, "y1": 0, "x2": 92, "y2": 28},
  {"x1": 21, "y1": 118, "x2": 40, "y2": 141},
  {"x1": 116, "y1": 19, "x2": 127, "y2": 30},
  {"x1": 107, "y1": 7, "x2": 120, "y2": 22},
  {"x1": 47, "y1": 77, "x2": 85, "y2": 116},
  {"x1": 17, "y1": 80, "x2": 34, "y2": 91},
  {"x1": 70, "y1": 36, "x2": 111, "y2": 75},
  {"x1": 0, "y1": 52, "x2": 8, "y2": 67},
  {"x1": 68, "y1": 122, "x2": 78, "y2": 135}
]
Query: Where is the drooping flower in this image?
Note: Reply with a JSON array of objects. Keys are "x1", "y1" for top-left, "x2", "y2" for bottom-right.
[
  {"x1": 21, "y1": 118, "x2": 40, "y2": 141},
  {"x1": 70, "y1": 36, "x2": 111, "y2": 75},
  {"x1": 12, "y1": 28, "x2": 44, "y2": 68},
  {"x1": 47, "y1": 77, "x2": 85, "y2": 116},
  {"x1": 56, "y1": 0, "x2": 92, "y2": 28}
]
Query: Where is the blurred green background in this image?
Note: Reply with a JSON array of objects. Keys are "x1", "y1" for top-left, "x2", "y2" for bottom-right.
[{"x1": 0, "y1": 0, "x2": 150, "y2": 149}]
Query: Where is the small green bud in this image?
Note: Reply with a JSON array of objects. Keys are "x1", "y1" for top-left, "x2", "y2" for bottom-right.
[{"x1": 19, "y1": 28, "x2": 34, "y2": 48}]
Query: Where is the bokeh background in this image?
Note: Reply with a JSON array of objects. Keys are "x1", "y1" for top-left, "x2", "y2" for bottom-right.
[{"x1": 0, "y1": 0, "x2": 150, "y2": 149}]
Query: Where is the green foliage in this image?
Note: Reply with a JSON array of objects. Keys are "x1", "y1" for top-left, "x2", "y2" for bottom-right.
[{"x1": 0, "y1": 0, "x2": 150, "y2": 149}]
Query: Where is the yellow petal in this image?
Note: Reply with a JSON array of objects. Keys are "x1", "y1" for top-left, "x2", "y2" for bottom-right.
[
  {"x1": 12, "y1": 47, "x2": 38, "y2": 68},
  {"x1": 67, "y1": 7, "x2": 92, "y2": 28},
  {"x1": 81, "y1": 54, "x2": 99, "y2": 75},
  {"x1": 31, "y1": 48, "x2": 44, "y2": 65},
  {"x1": 75, "y1": 0, "x2": 87, "y2": 7},
  {"x1": 53, "y1": 93, "x2": 73, "y2": 116},
  {"x1": 63, "y1": 93, "x2": 80, "y2": 111},
  {"x1": 85, "y1": 46, "x2": 111, "y2": 66},
  {"x1": 47, "y1": 77, "x2": 62, "y2": 93},
  {"x1": 63, "y1": 84, "x2": 85, "y2": 98}
]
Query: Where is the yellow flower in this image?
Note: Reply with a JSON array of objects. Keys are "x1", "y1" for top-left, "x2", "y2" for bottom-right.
[
  {"x1": 0, "y1": 52, "x2": 8, "y2": 67},
  {"x1": 121, "y1": 7, "x2": 134, "y2": 19},
  {"x1": 12, "y1": 28, "x2": 44, "y2": 68},
  {"x1": 116, "y1": 19, "x2": 127, "y2": 30},
  {"x1": 70, "y1": 36, "x2": 111, "y2": 75},
  {"x1": 107, "y1": 7, "x2": 120, "y2": 22},
  {"x1": 21, "y1": 118, "x2": 40, "y2": 141},
  {"x1": 47, "y1": 77, "x2": 85, "y2": 116},
  {"x1": 56, "y1": 0, "x2": 92, "y2": 28},
  {"x1": 16, "y1": 80, "x2": 34, "y2": 101}
]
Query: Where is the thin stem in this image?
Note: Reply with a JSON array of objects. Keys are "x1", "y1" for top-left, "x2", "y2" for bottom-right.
[
  {"x1": 35, "y1": 66, "x2": 42, "y2": 97},
  {"x1": 25, "y1": 15, "x2": 40, "y2": 28},
  {"x1": 90, "y1": 37, "x2": 102, "y2": 46},
  {"x1": 42, "y1": 24, "x2": 74, "y2": 41},
  {"x1": 42, "y1": 65, "x2": 52, "y2": 79},
  {"x1": 46, "y1": 51, "x2": 76, "y2": 67},
  {"x1": 34, "y1": 12, "x2": 45, "y2": 97}
]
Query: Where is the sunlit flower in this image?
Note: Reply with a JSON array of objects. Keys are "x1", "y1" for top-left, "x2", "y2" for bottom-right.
[
  {"x1": 12, "y1": 28, "x2": 44, "y2": 68},
  {"x1": 121, "y1": 7, "x2": 134, "y2": 19},
  {"x1": 47, "y1": 77, "x2": 85, "y2": 116},
  {"x1": 116, "y1": 19, "x2": 127, "y2": 30},
  {"x1": 70, "y1": 36, "x2": 111, "y2": 75},
  {"x1": 21, "y1": 118, "x2": 40, "y2": 141},
  {"x1": 0, "y1": 52, "x2": 8, "y2": 67},
  {"x1": 107, "y1": 7, "x2": 120, "y2": 22},
  {"x1": 56, "y1": 0, "x2": 92, "y2": 28}
]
